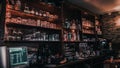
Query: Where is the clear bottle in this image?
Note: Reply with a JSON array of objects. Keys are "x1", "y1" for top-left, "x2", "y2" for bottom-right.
[
  {"x1": 31, "y1": 8, "x2": 35, "y2": 14},
  {"x1": 39, "y1": 10, "x2": 43, "y2": 16},
  {"x1": 35, "y1": 10, "x2": 39, "y2": 15}
]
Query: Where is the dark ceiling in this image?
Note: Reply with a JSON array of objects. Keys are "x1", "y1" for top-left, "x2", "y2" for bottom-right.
[{"x1": 68, "y1": 0, "x2": 120, "y2": 14}]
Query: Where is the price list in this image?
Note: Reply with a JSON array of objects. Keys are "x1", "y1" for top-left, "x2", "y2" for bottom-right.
[{"x1": 9, "y1": 47, "x2": 28, "y2": 66}]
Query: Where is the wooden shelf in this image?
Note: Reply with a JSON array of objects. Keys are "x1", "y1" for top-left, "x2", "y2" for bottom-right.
[
  {"x1": 82, "y1": 32, "x2": 95, "y2": 35},
  {"x1": 4, "y1": 40, "x2": 61, "y2": 43},
  {"x1": 28, "y1": 2, "x2": 60, "y2": 14},
  {"x1": 7, "y1": 9, "x2": 57, "y2": 22},
  {"x1": 63, "y1": 41, "x2": 81, "y2": 43},
  {"x1": 6, "y1": 22, "x2": 61, "y2": 31},
  {"x1": 82, "y1": 41, "x2": 95, "y2": 43},
  {"x1": 82, "y1": 26, "x2": 94, "y2": 28},
  {"x1": 63, "y1": 28, "x2": 78, "y2": 30},
  {"x1": 63, "y1": 41, "x2": 95, "y2": 43}
]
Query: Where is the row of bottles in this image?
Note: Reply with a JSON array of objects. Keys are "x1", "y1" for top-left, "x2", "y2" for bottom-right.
[
  {"x1": 6, "y1": 17, "x2": 61, "y2": 30},
  {"x1": 63, "y1": 19, "x2": 81, "y2": 30},
  {"x1": 7, "y1": 0, "x2": 21, "y2": 10},
  {"x1": 82, "y1": 18, "x2": 94, "y2": 27},
  {"x1": 64, "y1": 43, "x2": 76, "y2": 61},
  {"x1": 23, "y1": 5, "x2": 58, "y2": 20},
  {"x1": 95, "y1": 20, "x2": 102, "y2": 35},
  {"x1": 63, "y1": 30, "x2": 80, "y2": 41},
  {"x1": 5, "y1": 28, "x2": 60, "y2": 41},
  {"x1": 7, "y1": 0, "x2": 58, "y2": 20},
  {"x1": 82, "y1": 18, "x2": 95, "y2": 34},
  {"x1": 64, "y1": 43, "x2": 100, "y2": 61}
]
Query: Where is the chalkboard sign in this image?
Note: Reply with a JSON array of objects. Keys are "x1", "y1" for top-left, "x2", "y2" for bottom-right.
[{"x1": 9, "y1": 47, "x2": 28, "y2": 66}]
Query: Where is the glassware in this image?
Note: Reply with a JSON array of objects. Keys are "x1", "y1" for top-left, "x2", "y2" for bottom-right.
[{"x1": 24, "y1": 4, "x2": 29, "y2": 13}]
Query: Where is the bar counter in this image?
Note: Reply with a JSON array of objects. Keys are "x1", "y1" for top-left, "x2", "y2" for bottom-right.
[
  {"x1": 44, "y1": 55, "x2": 107, "y2": 68},
  {"x1": 104, "y1": 58, "x2": 120, "y2": 68}
]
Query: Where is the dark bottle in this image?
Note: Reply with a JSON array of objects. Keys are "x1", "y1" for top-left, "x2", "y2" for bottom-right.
[
  {"x1": 64, "y1": 19, "x2": 70, "y2": 29},
  {"x1": 68, "y1": 32, "x2": 72, "y2": 41},
  {"x1": 9, "y1": 0, "x2": 15, "y2": 9}
]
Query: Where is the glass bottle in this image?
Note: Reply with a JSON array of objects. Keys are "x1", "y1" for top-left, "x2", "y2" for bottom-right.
[
  {"x1": 43, "y1": 11, "x2": 47, "y2": 17},
  {"x1": 31, "y1": 8, "x2": 35, "y2": 14},
  {"x1": 64, "y1": 19, "x2": 70, "y2": 28},
  {"x1": 71, "y1": 19, "x2": 76, "y2": 29},
  {"x1": 10, "y1": 0, "x2": 15, "y2": 9},
  {"x1": 24, "y1": 4, "x2": 29, "y2": 13},
  {"x1": 15, "y1": 0, "x2": 21, "y2": 10},
  {"x1": 35, "y1": 10, "x2": 39, "y2": 15},
  {"x1": 39, "y1": 10, "x2": 43, "y2": 16},
  {"x1": 68, "y1": 32, "x2": 72, "y2": 41}
]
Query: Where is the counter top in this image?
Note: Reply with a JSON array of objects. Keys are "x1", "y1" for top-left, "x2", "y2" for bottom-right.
[
  {"x1": 44, "y1": 55, "x2": 106, "y2": 68},
  {"x1": 104, "y1": 59, "x2": 120, "y2": 64}
]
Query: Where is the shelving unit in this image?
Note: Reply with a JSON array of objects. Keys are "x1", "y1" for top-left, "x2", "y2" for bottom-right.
[
  {"x1": 6, "y1": 22, "x2": 61, "y2": 31},
  {"x1": 0, "y1": 0, "x2": 105, "y2": 68},
  {"x1": 61, "y1": 2, "x2": 104, "y2": 63},
  {"x1": 3, "y1": 0, "x2": 63, "y2": 67},
  {"x1": 6, "y1": 9, "x2": 59, "y2": 22}
]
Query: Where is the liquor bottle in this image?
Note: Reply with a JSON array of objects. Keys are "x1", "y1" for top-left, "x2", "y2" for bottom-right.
[
  {"x1": 8, "y1": 0, "x2": 15, "y2": 9},
  {"x1": 68, "y1": 32, "x2": 72, "y2": 41},
  {"x1": 71, "y1": 19, "x2": 76, "y2": 29},
  {"x1": 64, "y1": 19, "x2": 70, "y2": 28},
  {"x1": 6, "y1": 11, "x2": 11, "y2": 18},
  {"x1": 31, "y1": 8, "x2": 35, "y2": 14},
  {"x1": 39, "y1": 10, "x2": 43, "y2": 16},
  {"x1": 63, "y1": 31, "x2": 68, "y2": 41},
  {"x1": 15, "y1": 0, "x2": 21, "y2": 10},
  {"x1": 71, "y1": 30, "x2": 76, "y2": 41},
  {"x1": 37, "y1": 20, "x2": 41, "y2": 26},
  {"x1": 43, "y1": 11, "x2": 47, "y2": 17},
  {"x1": 35, "y1": 10, "x2": 39, "y2": 15},
  {"x1": 24, "y1": 4, "x2": 29, "y2": 13}
]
